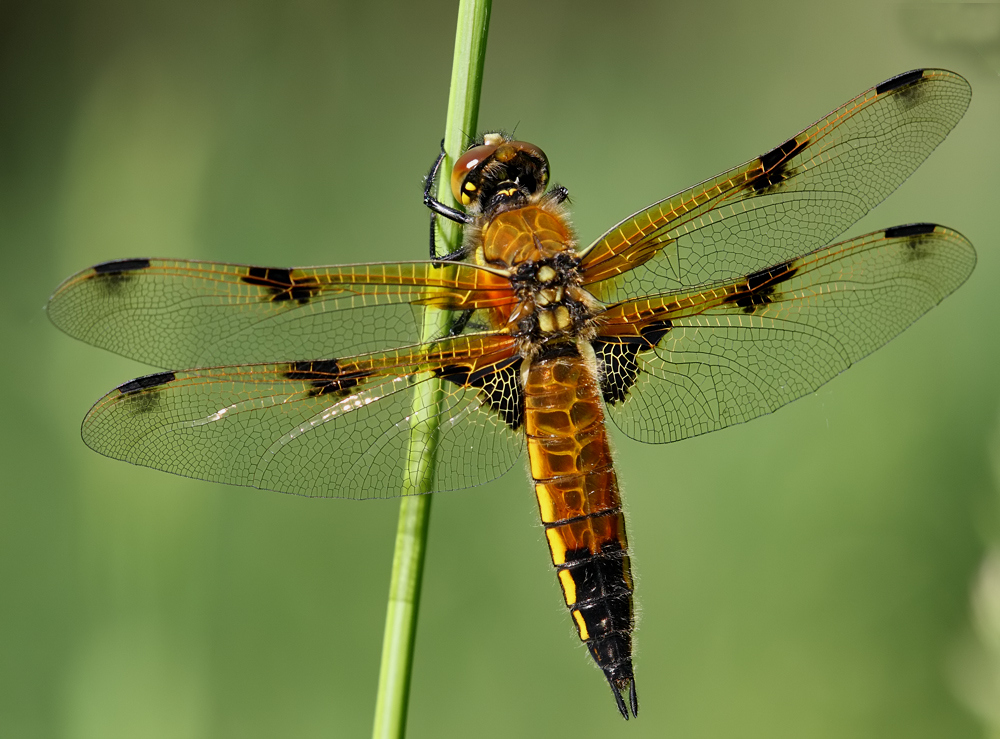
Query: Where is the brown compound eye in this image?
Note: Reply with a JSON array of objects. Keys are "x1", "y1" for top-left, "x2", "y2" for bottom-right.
[
  {"x1": 505, "y1": 140, "x2": 549, "y2": 191},
  {"x1": 496, "y1": 140, "x2": 546, "y2": 166},
  {"x1": 451, "y1": 142, "x2": 499, "y2": 206}
]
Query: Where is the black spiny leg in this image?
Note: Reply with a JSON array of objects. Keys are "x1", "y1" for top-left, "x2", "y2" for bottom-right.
[
  {"x1": 544, "y1": 185, "x2": 570, "y2": 206},
  {"x1": 424, "y1": 140, "x2": 472, "y2": 264},
  {"x1": 448, "y1": 309, "x2": 474, "y2": 337}
]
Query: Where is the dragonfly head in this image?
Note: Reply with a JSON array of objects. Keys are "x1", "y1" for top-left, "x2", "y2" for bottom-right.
[{"x1": 451, "y1": 132, "x2": 549, "y2": 215}]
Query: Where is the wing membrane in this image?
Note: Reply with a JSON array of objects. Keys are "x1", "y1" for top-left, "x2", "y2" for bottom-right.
[
  {"x1": 48, "y1": 258, "x2": 513, "y2": 368},
  {"x1": 82, "y1": 334, "x2": 525, "y2": 498},
  {"x1": 580, "y1": 69, "x2": 971, "y2": 303},
  {"x1": 592, "y1": 224, "x2": 975, "y2": 443}
]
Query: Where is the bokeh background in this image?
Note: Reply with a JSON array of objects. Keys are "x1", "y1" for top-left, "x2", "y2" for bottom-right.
[{"x1": 3, "y1": 2, "x2": 1000, "y2": 737}]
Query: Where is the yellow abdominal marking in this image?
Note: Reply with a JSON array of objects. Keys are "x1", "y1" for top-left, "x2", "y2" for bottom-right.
[
  {"x1": 558, "y1": 568, "x2": 577, "y2": 605},
  {"x1": 572, "y1": 609, "x2": 590, "y2": 640},
  {"x1": 545, "y1": 527, "x2": 568, "y2": 565},
  {"x1": 534, "y1": 483, "x2": 557, "y2": 522}
]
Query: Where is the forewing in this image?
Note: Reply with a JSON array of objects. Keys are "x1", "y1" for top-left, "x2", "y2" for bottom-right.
[
  {"x1": 48, "y1": 258, "x2": 513, "y2": 368},
  {"x1": 591, "y1": 224, "x2": 975, "y2": 443},
  {"x1": 81, "y1": 334, "x2": 525, "y2": 498},
  {"x1": 580, "y1": 69, "x2": 971, "y2": 303}
]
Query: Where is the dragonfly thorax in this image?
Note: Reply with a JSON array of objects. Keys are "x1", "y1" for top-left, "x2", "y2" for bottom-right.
[{"x1": 508, "y1": 252, "x2": 599, "y2": 353}]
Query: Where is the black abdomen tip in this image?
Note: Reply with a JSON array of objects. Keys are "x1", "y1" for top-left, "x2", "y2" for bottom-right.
[{"x1": 605, "y1": 674, "x2": 638, "y2": 720}]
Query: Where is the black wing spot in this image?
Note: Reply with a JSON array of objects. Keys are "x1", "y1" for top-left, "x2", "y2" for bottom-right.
[
  {"x1": 876, "y1": 69, "x2": 924, "y2": 95},
  {"x1": 595, "y1": 342, "x2": 640, "y2": 405},
  {"x1": 93, "y1": 258, "x2": 152, "y2": 275},
  {"x1": 243, "y1": 267, "x2": 321, "y2": 304},
  {"x1": 435, "y1": 355, "x2": 524, "y2": 430},
  {"x1": 117, "y1": 371, "x2": 176, "y2": 414},
  {"x1": 594, "y1": 320, "x2": 673, "y2": 405},
  {"x1": 886, "y1": 224, "x2": 938, "y2": 262},
  {"x1": 90, "y1": 258, "x2": 152, "y2": 294},
  {"x1": 884, "y1": 223, "x2": 936, "y2": 239},
  {"x1": 638, "y1": 320, "x2": 672, "y2": 347},
  {"x1": 876, "y1": 69, "x2": 928, "y2": 111},
  {"x1": 747, "y1": 136, "x2": 808, "y2": 194},
  {"x1": 759, "y1": 136, "x2": 799, "y2": 172},
  {"x1": 118, "y1": 371, "x2": 176, "y2": 394},
  {"x1": 723, "y1": 260, "x2": 799, "y2": 313},
  {"x1": 285, "y1": 359, "x2": 371, "y2": 398}
]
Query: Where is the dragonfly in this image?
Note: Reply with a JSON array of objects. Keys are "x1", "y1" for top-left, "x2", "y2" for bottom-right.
[{"x1": 48, "y1": 69, "x2": 976, "y2": 720}]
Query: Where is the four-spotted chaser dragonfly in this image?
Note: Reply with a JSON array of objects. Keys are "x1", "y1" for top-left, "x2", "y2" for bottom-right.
[{"x1": 48, "y1": 69, "x2": 975, "y2": 719}]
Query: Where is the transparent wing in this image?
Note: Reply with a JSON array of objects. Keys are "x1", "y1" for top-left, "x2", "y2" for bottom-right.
[
  {"x1": 591, "y1": 224, "x2": 975, "y2": 443},
  {"x1": 81, "y1": 334, "x2": 525, "y2": 498},
  {"x1": 48, "y1": 258, "x2": 513, "y2": 368},
  {"x1": 579, "y1": 69, "x2": 971, "y2": 304}
]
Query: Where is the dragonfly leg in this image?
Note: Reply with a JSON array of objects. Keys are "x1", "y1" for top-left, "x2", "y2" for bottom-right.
[
  {"x1": 544, "y1": 185, "x2": 570, "y2": 206},
  {"x1": 424, "y1": 140, "x2": 471, "y2": 263},
  {"x1": 447, "y1": 309, "x2": 474, "y2": 337}
]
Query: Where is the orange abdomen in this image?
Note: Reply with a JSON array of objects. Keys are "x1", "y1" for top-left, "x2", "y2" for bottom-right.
[{"x1": 524, "y1": 346, "x2": 636, "y2": 704}]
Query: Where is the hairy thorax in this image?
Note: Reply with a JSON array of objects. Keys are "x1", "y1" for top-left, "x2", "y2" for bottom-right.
[{"x1": 470, "y1": 202, "x2": 602, "y2": 357}]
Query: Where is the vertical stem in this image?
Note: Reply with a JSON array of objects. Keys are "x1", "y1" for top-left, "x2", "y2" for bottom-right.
[{"x1": 371, "y1": 2, "x2": 491, "y2": 738}]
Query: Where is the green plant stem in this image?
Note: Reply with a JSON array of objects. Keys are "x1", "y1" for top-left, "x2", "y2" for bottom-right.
[{"x1": 370, "y1": 2, "x2": 491, "y2": 738}]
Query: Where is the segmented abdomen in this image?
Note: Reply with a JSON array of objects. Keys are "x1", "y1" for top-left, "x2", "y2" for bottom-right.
[{"x1": 524, "y1": 345, "x2": 637, "y2": 714}]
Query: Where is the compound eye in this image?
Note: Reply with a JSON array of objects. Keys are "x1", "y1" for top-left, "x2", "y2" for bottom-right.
[
  {"x1": 498, "y1": 140, "x2": 549, "y2": 190},
  {"x1": 451, "y1": 143, "x2": 498, "y2": 206},
  {"x1": 498, "y1": 140, "x2": 545, "y2": 164}
]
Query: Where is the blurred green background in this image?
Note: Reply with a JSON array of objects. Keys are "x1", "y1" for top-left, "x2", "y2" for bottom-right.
[{"x1": 3, "y1": 1, "x2": 999, "y2": 737}]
